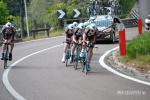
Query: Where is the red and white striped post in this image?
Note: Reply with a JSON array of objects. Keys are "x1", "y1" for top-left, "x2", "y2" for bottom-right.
[
  {"x1": 137, "y1": 18, "x2": 143, "y2": 35},
  {"x1": 119, "y1": 28, "x2": 126, "y2": 56}
]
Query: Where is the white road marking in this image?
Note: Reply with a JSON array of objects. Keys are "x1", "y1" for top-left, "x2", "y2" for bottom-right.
[
  {"x1": 99, "y1": 46, "x2": 150, "y2": 86},
  {"x1": 16, "y1": 36, "x2": 64, "y2": 44},
  {"x1": 2, "y1": 44, "x2": 63, "y2": 100}
]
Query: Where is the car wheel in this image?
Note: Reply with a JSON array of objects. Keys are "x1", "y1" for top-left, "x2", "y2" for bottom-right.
[{"x1": 111, "y1": 33, "x2": 115, "y2": 43}]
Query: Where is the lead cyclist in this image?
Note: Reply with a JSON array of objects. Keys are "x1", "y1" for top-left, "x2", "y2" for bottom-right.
[
  {"x1": 1, "y1": 22, "x2": 16, "y2": 61},
  {"x1": 80, "y1": 23, "x2": 97, "y2": 71}
]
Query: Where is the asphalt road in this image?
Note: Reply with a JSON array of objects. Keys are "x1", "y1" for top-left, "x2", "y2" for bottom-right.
[{"x1": 0, "y1": 27, "x2": 150, "y2": 100}]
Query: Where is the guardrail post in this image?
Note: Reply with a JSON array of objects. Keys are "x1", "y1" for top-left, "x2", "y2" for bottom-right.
[
  {"x1": 119, "y1": 29, "x2": 126, "y2": 56},
  {"x1": 138, "y1": 18, "x2": 143, "y2": 35}
]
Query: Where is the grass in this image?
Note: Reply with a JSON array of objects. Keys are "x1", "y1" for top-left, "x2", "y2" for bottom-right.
[{"x1": 121, "y1": 32, "x2": 150, "y2": 73}]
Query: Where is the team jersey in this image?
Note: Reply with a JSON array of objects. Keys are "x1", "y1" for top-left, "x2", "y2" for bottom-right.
[
  {"x1": 74, "y1": 29, "x2": 83, "y2": 37},
  {"x1": 2, "y1": 27, "x2": 15, "y2": 40},
  {"x1": 65, "y1": 29, "x2": 74, "y2": 38}
]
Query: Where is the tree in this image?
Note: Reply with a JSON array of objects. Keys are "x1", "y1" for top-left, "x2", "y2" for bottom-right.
[
  {"x1": 0, "y1": 1, "x2": 9, "y2": 24},
  {"x1": 29, "y1": 0, "x2": 49, "y2": 28}
]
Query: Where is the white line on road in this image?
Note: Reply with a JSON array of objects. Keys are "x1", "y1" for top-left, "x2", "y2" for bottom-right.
[
  {"x1": 16, "y1": 36, "x2": 64, "y2": 45},
  {"x1": 99, "y1": 46, "x2": 150, "y2": 86},
  {"x1": 2, "y1": 44, "x2": 63, "y2": 100}
]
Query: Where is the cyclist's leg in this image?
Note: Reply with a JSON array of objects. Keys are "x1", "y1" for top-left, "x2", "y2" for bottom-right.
[
  {"x1": 71, "y1": 41, "x2": 76, "y2": 62},
  {"x1": 61, "y1": 43, "x2": 68, "y2": 63},
  {"x1": 1, "y1": 43, "x2": 6, "y2": 60},
  {"x1": 78, "y1": 37, "x2": 82, "y2": 50},
  {"x1": 87, "y1": 38, "x2": 94, "y2": 71},
  {"x1": 9, "y1": 42, "x2": 14, "y2": 61}
]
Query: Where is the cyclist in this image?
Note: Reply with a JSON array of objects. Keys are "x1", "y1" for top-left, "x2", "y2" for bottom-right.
[
  {"x1": 71, "y1": 23, "x2": 84, "y2": 62},
  {"x1": 61, "y1": 24, "x2": 74, "y2": 63},
  {"x1": 1, "y1": 22, "x2": 16, "y2": 61},
  {"x1": 80, "y1": 23, "x2": 97, "y2": 71}
]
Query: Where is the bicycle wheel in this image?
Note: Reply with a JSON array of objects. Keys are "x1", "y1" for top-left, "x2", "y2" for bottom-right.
[
  {"x1": 74, "y1": 56, "x2": 78, "y2": 70},
  {"x1": 4, "y1": 45, "x2": 9, "y2": 69},
  {"x1": 81, "y1": 59, "x2": 89, "y2": 75},
  {"x1": 65, "y1": 59, "x2": 68, "y2": 67}
]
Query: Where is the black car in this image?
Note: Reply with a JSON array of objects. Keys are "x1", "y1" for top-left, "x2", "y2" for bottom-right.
[{"x1": 94, "y1": 15, "x2": 123, "y2": 43}]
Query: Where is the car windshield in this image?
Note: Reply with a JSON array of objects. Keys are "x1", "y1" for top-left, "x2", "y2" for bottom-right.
[{"x1": 95, "y1": 20, "x2": 112, "y2": 27}]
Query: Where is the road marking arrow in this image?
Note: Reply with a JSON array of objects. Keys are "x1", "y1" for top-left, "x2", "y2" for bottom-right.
[
  {"x1": 57, "y1": 10, "x2": 65, "y2": 19},
  {"x1": 73, "y1": 9, "x2": 81, "y2": 18}
]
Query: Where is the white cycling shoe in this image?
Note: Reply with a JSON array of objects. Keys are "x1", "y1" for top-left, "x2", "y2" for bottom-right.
[{"x1": 61, "y1": 54, "x2": 66, "y2": 63}]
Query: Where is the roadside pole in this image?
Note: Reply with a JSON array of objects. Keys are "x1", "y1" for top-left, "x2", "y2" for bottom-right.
[
  {"x1": 119, "y1": 28, "x2": 126, "y2": 56},
  {"x1": 24, "y1": 0, "x2": 30, "y2": 37},
  {"x1": 137, "y1": 18, "x2": 143, "y2": 35}
]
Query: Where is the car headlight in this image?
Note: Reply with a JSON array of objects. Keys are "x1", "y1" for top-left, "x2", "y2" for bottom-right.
[{"x1": 103, "y1": 28, "x2": 111, "y2": 33}]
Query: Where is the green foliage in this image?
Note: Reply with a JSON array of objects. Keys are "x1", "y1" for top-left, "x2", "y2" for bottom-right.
[
  {"x1": 126, "y1": 32, "x2": 150, "y2": 59},
  {"x1": 46, "y1": 0, "x2": 88, "y2": 29},
  {"x1": 119, "y1": 0, "x2": 136, "y2": 18},
  {"x1": 0, "y1": 1, "x2": 9, "y2": 24},
  {"x1": 29, "y1": 0, "x2": 49, "y2": 27}
]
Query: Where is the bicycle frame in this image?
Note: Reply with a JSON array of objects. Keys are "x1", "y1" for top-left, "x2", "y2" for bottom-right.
[
  {"x1": 81, "y1": 43, "x2": 91, "y2": 74},
  {"x1": 65, "y1": 40, "x2": 72, "y2": 67},
  {"x1": 74, "y1": 41, "x2": 81, "y2": 70},
  {"x1": 4, "y1": 40, "x2": 10, "y2": 69}
]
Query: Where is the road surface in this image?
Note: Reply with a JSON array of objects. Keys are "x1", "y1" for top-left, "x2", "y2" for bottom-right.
[{"x1": 0, "y1": 27, "x2": 150, "y2": 100}]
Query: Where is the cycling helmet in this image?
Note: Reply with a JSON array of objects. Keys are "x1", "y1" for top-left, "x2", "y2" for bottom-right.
[
  {"x1": 5, "y1": 22, "x2": 12, "y2": 28},
  {"x1": 77, "y1": 23, "x2": 84, "y2": 29},
  {"x1": 72, "y1": 22, "x2": 78, "y2": 28},
  {"x1": 89, "y1": 23, "x2": 96, "y2": 30},
  {"x1": 67, "y1": 24, "x2": 74, "y2": 30},
  {"x1": 84, "y1": 22, "x2": 90, "y2": 28},
  {"x1": 89, "y1": 16, "x2": 96, "y2": 23}
]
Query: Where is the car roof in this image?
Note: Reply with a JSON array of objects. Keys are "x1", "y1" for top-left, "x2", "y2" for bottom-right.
[{"x1": 95, "y1": 15, "x2": 113, "y2": 21}]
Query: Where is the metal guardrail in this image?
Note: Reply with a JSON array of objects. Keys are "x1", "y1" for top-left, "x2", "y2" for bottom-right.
[
  {"x1": 121, "y1": 18, "x2": 138, "y2": 28},
  {"x1": 30, "y1": 28, "x2": 51, "y2": 39}
]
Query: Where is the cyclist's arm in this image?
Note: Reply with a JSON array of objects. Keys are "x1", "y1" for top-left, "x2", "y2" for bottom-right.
[
  {"x1": 65, "y1": 29, "x2": 70, "y2": 41},
  {"x1": 2, "y1": 29, "x2": 7, "y2": 42},
  {"x1": 93, "y1": 34, "x2": 96, "y2": 44},
  {"x1": 92, "y1": 31, "x2": 97, "y2": 44},
  {"x1": 8, "y1": 28, "x2": 16, "y2": 43},
  {"x1": 72, "y1": 30, "x2": 77, "y2": 42}
]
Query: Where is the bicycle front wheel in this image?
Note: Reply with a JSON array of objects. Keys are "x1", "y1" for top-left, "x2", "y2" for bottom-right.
[
  {"x1": 4, "y1": 46, "x2": 9, "y2": 69},
  {"x1": 65, "y1": 59, "x2": 68, "y2": 67},
  {"x1": 4, "y1": 58, "x2": 8, "y2": 69},
  {"x1": 74, "y1": 57, "x2": 78, "y2": 70}
]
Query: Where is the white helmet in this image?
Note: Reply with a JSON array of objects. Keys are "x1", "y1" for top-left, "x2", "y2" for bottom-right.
[
  {"x1": 67, "y1": 24, "x2": 74, "y2": 30},
  {"x1": 89, "y1": 16, "x2": 96, "y2": 23},
  {"x1": 88, "y1": 23, "x2": 96, "y2": 30},
  {"x1": 84, "y1": 22, "x2": 90, "y2": 28},
  {"x1": 77, "y1": 23, "x2": 84, "y2": 29},
  {"x1": 5, "y1": 22, "x2": 12, "y2": 28},
  {"x1": 72, "y1": 22, "x2": 78, "y2": 28}
]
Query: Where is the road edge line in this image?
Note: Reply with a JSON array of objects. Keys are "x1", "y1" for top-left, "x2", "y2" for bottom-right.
[
  {"x1": 15, "y1": 36, "x2": 64, "y2": 45},
  {"x1": 99, "y1": 46, "x2": 150, "y2": 86},
  {"x1": 2, "y1": 44, "x2": 63, "y2": 100}
]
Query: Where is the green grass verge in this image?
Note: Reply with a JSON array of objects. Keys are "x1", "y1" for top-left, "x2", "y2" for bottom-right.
[{"x1": 122, "y1": 32, "x2": 150, "y2": 72}]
